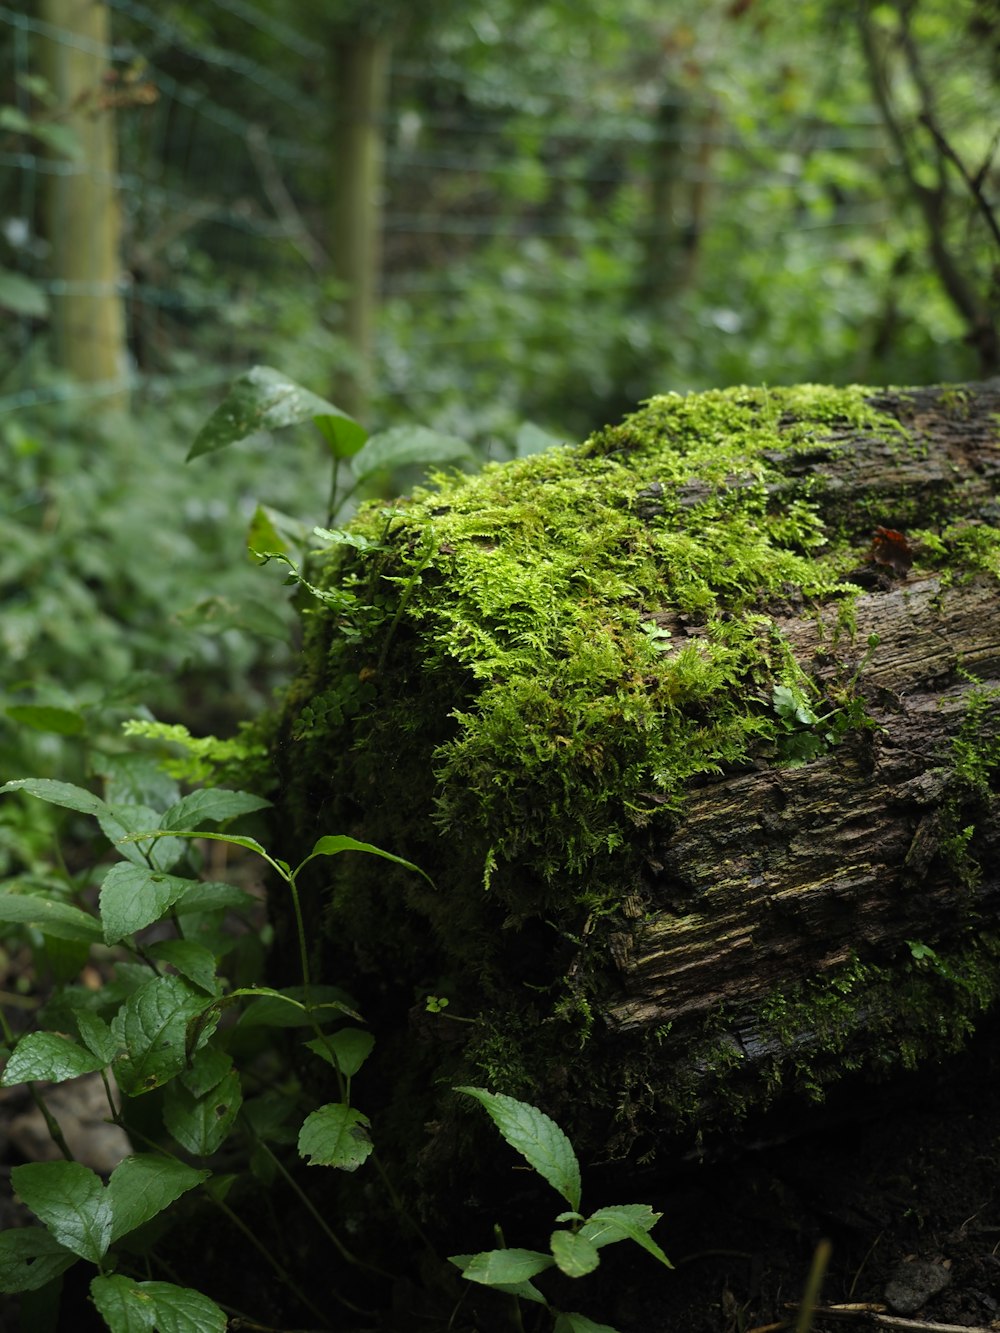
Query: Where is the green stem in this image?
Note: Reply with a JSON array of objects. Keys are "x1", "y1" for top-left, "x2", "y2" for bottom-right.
[{"x1": 27, "y1": 1082, "x2": 75, "y2": 1161}]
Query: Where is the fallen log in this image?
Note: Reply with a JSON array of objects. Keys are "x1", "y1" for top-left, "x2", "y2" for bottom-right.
[{"x1": 267, "y1": 380, "x2": 1000, "y2": 1170}]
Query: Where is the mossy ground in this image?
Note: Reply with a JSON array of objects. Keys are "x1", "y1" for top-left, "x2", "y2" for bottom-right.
[{"x1": 271, "y1": 383, "x2": 1000, "y2": 1167}]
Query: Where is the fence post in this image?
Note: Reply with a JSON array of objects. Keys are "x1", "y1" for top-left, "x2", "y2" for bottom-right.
[{"x1": 38, "y1": 0, "x2": 129, "y2": 411}]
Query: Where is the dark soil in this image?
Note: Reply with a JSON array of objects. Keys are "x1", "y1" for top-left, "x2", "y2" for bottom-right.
[{"x1": 4, "y1": 1019, "x2": 1000, "y2": 1332}]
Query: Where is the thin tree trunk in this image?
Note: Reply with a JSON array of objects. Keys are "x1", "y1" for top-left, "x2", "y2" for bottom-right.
[{"x1": 38, "y1": 0, "x2": 128, "y2": 410}]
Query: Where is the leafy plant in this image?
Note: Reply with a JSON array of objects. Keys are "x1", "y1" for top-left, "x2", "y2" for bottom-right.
[
  {"x1": 0, "y1": 768, "x2": 429, "y2": 1329},
  {"x1": 451, "y1": 1086, "x2": 671, "y2": 1333}
]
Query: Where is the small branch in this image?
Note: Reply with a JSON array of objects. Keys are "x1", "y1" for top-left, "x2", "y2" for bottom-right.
[
  {"x1": 917, "y1": 111, "x2": 1000, "y2": 253},
  {"x1": 783, "y1": 1302, "x2": 997, "y2": 1332}
]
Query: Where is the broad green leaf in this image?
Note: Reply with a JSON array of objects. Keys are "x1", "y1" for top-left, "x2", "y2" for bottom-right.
[
  {"x1": 112, "y1": 977, "x2": 213, "y2": 1096},
  {"x1": 107, "y1": 1155, "x2": 209, "y2": 1244},
  {"x1": 91, "y1": 1275, "x2": 226, "y2": 1333},
  {"x1": 148, "y1": 939, "x2": 221, "y2": 995},
  {"x1": 188, "y1": 365, "x2": 353, "y2": 461},
  {"x1": 304, "y1": 1027, "x2": 374, "y2": 1078},
  {"x1": 579, "y1": 1203, "x2": 661, "y2": 1251},
  {"x1": 449, "y1": 1254, "x2": 550, "y2": 1302},
  {"x1": 75, "y1": 1011, "x2": 118, "y2": 1065},
  {"x1": 176, "y1": 880, "x2": 256, "y2": 914},
  {"x1": 550, "y1": 1230, "x2": 600, "y2": 1278},
  {"x1": 457, "y1": 1248, "x2": 554, "y2": 1287},
  {"x1": 181, "y1": 1046, "x2": 232, "y2": 1098},
  {"x1": 581, "y1": 1207, "x2": 671, "y2": 1269},
  {"x1": 164, "y1": 1070, "x2": 242, "y2": 1156},
  {"x1": 0, "y1": 778, "x2": 107, "y2": 817},
  {"x1": 456, "y1": 1087, "x2": 582, "y2": 1212},
  {"x1": 298, "y1": 1102, "x2": 372, "y2": 1170},
  {"x1": 5, "y1": 704, "x2": 83, "y2": 734},
  {"x1": 553, "y1": 1313, "x2": 621, "y2": 1333},
  {"x1": 0, "y1": 1228, "x2": 77, "y2": 1294},
  {"x1": 297, "y1": 835, "x2": 434, "y2": 887},
  {"x1": 351, "y1": 425, "x2": 472, "y2": 484},
  {"x1": 0, "y1": 892, "x2": 101, "y2": 943},
  {"x1": 314, "y1": 410, "x2": 368, "y2": 458},
  {"x1": 12, "y1": 1161, "x2": 112, "y2": 1263},
  {"x1": 100, "y1": 864, "x2": 202, "y2": 945},
  {"x1": 159, "y1": 788, "x2": 271, "y2": 832},
  {"x1": 99, "y1": 805, "x2": 186, "y2": 873},
  {"x1": 2, "y1": 1031, "x2": 105, "y2": 1085},
  {"x1": 0, "y1": 106, "x2": 32, "y2": 132}
]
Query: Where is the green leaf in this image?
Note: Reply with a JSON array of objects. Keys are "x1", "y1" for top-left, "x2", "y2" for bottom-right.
[
  {"x1": 447, "y1": 1255, "x2": 549, "y2": 1303},
  {"x1": 304, "y1": 1027, "x2": 374, "y2": 1078},
  {"x1": 31, "y1": 122, "x2": 81, "y2": 159},
  {"x1": 188, "y1": 365, "x2": 355, "y2": 461},
  {"x1": 579, "y1": 1203, "x2": 662, "y2": 1251},
  {"x1": 148, "y1": 939, "x2": 221, "y2": 995},
  {"x1": 550, "y1": 1230, "x2": 600, "y2": 1278},
  {"x1": 0, "y1": 892, "x2": 101, "y2": 944},
  {"x1": 247, "y1": 503, "x2": 291, "y2": 559},
  {"x1": 581, "y1": 1207, "x2": 671, "y2": 1269},
  {"x1": 107, "y1": 1155, "x2": 209, "y2": 1244},
  {"x1": 176, "y1": 880, "x2": 256, "y2": 914},
  {"x1": 456, "y1": 1248, "x2": 554, "y2": 1287},
  {"x1": 553, "y1": 1313, "x2": 621, "y2": 1333},
  {"x1": 112, "y1": 977, "x2": 213, "y2": 1096},
  {"x1": 297, "y1": 834, "x2": 434, "y2": 887},
  {"x1": 75, "y1": 1011, "x2": 118, "y2": 1065},
  {"x1": 5, "y1": 704, "x2": 82, "y2": 734},
  {"x1": 11, "y1": 1161, "x2": 112, "y2": 1263},
  {"x1": 314, "y1": 410, "x2": 368, "y2": 458},
  {"x1": 159, "y1": 788, "x2": 271, "y2": 832},
  {"x1": 0, "y1": 778, "x2": 107, "y2": 817},
  {"x1": 91, "y1": 1275, "x2": 227, "y2": 1333},
  {"x1": 164, "y1": 1070, "x2": 242, "y2": 1156},
  {"x1": 99, "y1": 805, "x2": 186, "y2": 873},
  {"x1": 100, "y1": 865, "x2": 202, "y2": 945},
  {"x1": 351, "y1": 425, "x2": 472, "y2": 483},
  {"x1": 456, "y1": 1087, "x2": 582, "y2": 1212},
  {"x1": 298, "y1": 1102, "x2": 373, "y2": 1170},
  {"x1": 0, "y1": 1228, "x2": 77, "y2": 1294},
  {"x1": 2, "y1": 1031, "x2": 105, "y2": 1085}
]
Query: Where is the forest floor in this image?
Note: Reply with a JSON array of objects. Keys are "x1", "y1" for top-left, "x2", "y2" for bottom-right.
[{"x1": 573, "y1": 1017, "x2": 1000, "y2": 1333}]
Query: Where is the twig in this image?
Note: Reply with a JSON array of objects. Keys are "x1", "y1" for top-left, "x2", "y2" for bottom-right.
[
  {"x1": 784, "y1": 1301, "x2": 997, "y2": 1332},
  {"x1": 917, "y1": 110, "x2": 1000, "y2": 253}
]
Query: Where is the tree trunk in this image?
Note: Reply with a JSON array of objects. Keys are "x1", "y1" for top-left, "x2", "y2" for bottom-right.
[
  {"x1": 270, "y1": 380, "x2": 1000, "y2": 1174},
  {"x1": 38, "y1": 0, "x2": 128, "y2": 410},
  {"x1": 329, "y1": 30, "x2": 391, "y2": 422}
]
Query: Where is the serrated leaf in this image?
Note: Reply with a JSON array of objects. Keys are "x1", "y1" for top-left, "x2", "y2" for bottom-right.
[
  {"x1": 75, "y1": 1011, "x2": 118, "y2": 1065},
  {"x1": 164, "y1": 1070, "x2": 242, "y2": 1156},
  {"x1": 99, "y1": 804, "x2": 186, "y2": 872},
  {"x1": 6, "y1": 703, "x2": 82, "y2": 733},
  {"x1": 582, "y1": 1207, "x2": 671, "y2": 1268},
  {"x1": 159, "y1": 788, "x2": 271, "y2": 832},
  {"x1": 148, "y1": 939, "x2": 221, "y2": 995},
  {"x1": 304, "y1": 1027, "x2": 374, "y2": 1078},
  {"x1": 456, "y1": 1087, "x2": 581, "y2": 1211},
  {"x1": 550, "y1": 1229, "x2": 600, "y2": 1277},
  {"x1": 0, "y1": 1228, "x2": 77, "y2": 1294},
  {"x1": 553, "y1": 1313, "x2": 621, "y2": 1333},
  {"x1": 100, "y1": 865, "x2": 202, "y2": 945},
  {"x1": 91, "y1": 1274, "x2": 227, "y2": 1332},
  {"x1": 112, "y1": 977, "x2": 213, "y2": 1096},
  {"x1": 188, "y1": 365, "x2": 353, "y2": 461},
  {"x1": 298, "y1": 834, "x2": 434, "y2": 886},
  {"x1": 457, "y1": 1248, "x2": 554, "y2": 1287},
  {"x1": 0, "y1": 892, "x2": 101, "y2": 943},
  {"x1": 12, "y1": 1161, "x2": 112, "y2": 1263},
  {"x1": 351, "y1": 425, "x2": 472, "y2": 483},
  {"x1": 448, "y1": 1254, "x2": 550, "y2": 1302},
  {"x1": 298, "y1": 1102, "x2": 372, "y2": 1170},
  {"x1": 181, "y1": 1046, "x2": 232, "y2": 1098},
  {"x1": 2, "y1": 1031, "x2": 105, "y2": 1085},
  {"x1": 0, "y1": 778, "x2": 107, "y2": 817},
  {"x1": 579, "y1": 1203, "x2": 661, "y2": 1250},
  {"x1": 107, "y1": 1155, "x2": 209, "y2": 1244}
]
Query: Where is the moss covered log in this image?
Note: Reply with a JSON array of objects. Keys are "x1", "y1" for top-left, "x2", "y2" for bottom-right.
[{"x1": 268, "y1": 381, "x2": 1000, "y2": 1170}]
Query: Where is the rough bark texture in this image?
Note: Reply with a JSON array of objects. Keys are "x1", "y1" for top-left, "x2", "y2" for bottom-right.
[{"x1": 269, "y1": 380, "x2": 1000, "y2": 1177}]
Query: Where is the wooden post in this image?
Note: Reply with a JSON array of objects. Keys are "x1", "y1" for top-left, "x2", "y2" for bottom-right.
[
  {"x1": 38, "y1": 0, "x2": 128, "y2": 411},
  {"x1": 329, "y1": 31, "x2": 391, "y2": 423}
]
